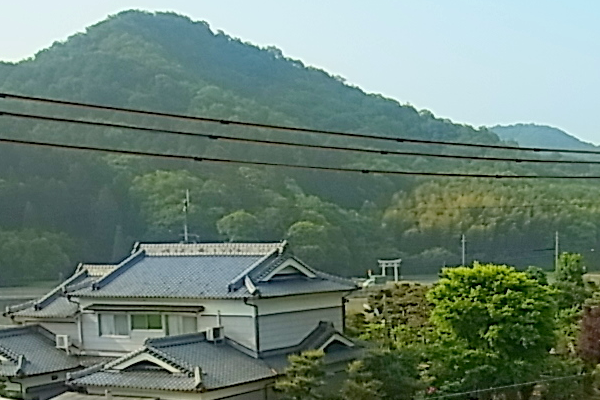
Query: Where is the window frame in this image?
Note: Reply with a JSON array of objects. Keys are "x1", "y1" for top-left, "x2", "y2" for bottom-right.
[
  {"x1": 130, "y1": 313, "x2": 164, "y2": 331},
  {"x1": 98, "y1": 313, "x2": 130, "y2": 337}
]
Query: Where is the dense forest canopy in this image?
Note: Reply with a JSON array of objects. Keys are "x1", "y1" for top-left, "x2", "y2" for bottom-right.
[{"x1": 0, "y1": 10, "x2": 599, "y2": 285}]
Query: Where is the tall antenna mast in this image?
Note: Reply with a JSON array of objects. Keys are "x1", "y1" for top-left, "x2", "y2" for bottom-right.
[{"x1": 183, "y1": 189, "x2": 190, "y2": 243}]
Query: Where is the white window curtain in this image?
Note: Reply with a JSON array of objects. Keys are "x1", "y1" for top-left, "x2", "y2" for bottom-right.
[
  {"x1": 99, "y1": 314, "x2": 129, "y2": 336},
  {"x1": 167, "y1": 315, "x2": 198, "y2": 336}
]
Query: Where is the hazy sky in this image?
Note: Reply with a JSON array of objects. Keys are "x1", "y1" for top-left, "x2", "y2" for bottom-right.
[{"x1": 1, "y1": 1, "x2": 598, "y2": 143}]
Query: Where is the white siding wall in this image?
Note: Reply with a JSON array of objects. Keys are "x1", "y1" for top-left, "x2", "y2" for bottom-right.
[
  {"x1": 258, "y1": 307, "x2": 343, "y2": 351},
  {"x1": 80, "y1": 313, "x2": 165, "y2": 354},
  {"x1": 77, "y1": 298, "x2": 257, "y2": 354},
  {"x1": 38, "y1": 322, "x2": 80, "y2": 346},
  {"x1": 221, "y1": 315, "x2": 256, "y2": 350},
  {"x1": 256, "y1": 293, "x2": 343, "y2": 315}
]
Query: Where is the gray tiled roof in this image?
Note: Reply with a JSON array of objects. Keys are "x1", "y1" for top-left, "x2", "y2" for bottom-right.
[
  {"x1": 71, "y1": 243, "x2": 356, "y2": 300},
  {"x1": 74, "y1": 255, "x2": 268, "y2": 299},
  {"x1": 12, "y1": 297, "x2": 79, "y2": 319},
  {"x1": 53, "y1": 391, "x2": 149, "y2": 400},
  {"x1": 0, "y1": 325, "x2": 80, "y2": 377},
  {"x1": 73, "y1": 371, "x2": 197, "y2": 391},
  {"x1": 72, "y1": 333, "x2": 277, "y2": 392},
  {"x1": 7, "y1": 271, "x2": 97, "y2": 319},
  {"x1": 72, "y1": 323, "x2": 359, "y2": 393},
  {"x1": 136, "y1": 242, "x2": 286, "y2": 256}
]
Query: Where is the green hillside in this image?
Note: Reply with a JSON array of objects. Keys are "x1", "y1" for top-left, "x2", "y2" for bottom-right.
[
  {"x1": 491, "y1": 123, "x2": 597, "y2": 151},
  {"x1": 0, "y1": 10, "x2": 599, "y2": 285}
]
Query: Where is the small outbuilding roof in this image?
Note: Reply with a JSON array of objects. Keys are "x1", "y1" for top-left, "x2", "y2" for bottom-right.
[
  {"x1": 0, "y1": 325, "x2": 80, "y2": 377},
  {"x1": 71, "y1": 332, "x2": 277, "y2": 392}
]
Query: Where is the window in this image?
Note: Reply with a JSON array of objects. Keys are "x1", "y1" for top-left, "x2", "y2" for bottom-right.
[
  {"x1": 166, "y1": 315, "x2": 197, "y2": 336},
  {"x1": 131, "y1": 314, "x2": 163, "y2": 330},
  {"x1": 99, "y1": 314, "x2": 129, "y2": 336},
  {"x1": 182, "y1": 316, "x2": 197, "y2": 333}
]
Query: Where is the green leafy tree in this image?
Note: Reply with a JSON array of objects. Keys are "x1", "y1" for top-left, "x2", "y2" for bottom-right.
[
  {"x1": 360, "y1": 283, "x2": 432, "y2": 348},
  {"x1": 216, "y1": 210, "x2": 260, "y2": 242},
  {"x1": 525, "y1": 265, "x2": 549, "y2": 285},
  {"x1": 0, "y1": 229, "x2": 74, "y2": 286},
  {"x1": 340, "y1": 360, "x2": 383, "y2": 400},
  {"x1": 361, "y1": 349, "x2": 422, "y2": 400},
  {"x1": 275, "y1": 350, "x2": 325, "y2": 400},
  {"x1": 426, "y1": 263, "x2": 557, "y2": 397},
  {"x1": 553, "y1": 252, "x2": 590, "y2": 310},
  {"x1": 555, "y1": 252, "x2": 585, "y2": 284}
]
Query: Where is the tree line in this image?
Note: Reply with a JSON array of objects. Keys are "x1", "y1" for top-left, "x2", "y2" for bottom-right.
[
  {"x1": 1, "y1": 10, "x2": 600, "y2": 285},
  {"x1": 276, "y1": 254, "x2": 600, "y2": 399}
]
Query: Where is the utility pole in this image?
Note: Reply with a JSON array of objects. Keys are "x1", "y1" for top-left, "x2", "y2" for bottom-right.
[
  {"x1": 183, "y1": 189, "x2": 190, "y2": 243},
  {"x1": 461, "y1": 234, "x2": 466, "y2": 266},
  {"x1": 555, "y1": 231, "x2": 559, "y2": 271}
]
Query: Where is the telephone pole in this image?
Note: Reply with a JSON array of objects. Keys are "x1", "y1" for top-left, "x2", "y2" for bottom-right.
[
  {"x1": 461, "y1": 234, "x2": 466, "y2": 266},
  {"x1": 555, "y1": 231, "x2": 559, "y2": 270},
  {"x1": 183, "y1": 189, "x2": 190, "y2": 243}
]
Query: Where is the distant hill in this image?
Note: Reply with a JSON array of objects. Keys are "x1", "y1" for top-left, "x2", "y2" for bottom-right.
[
  {"x1": 490, "y1": 123, "x2": 598, "y2": 151},
  {"x1": 2, "y1": 11, "x2": 600, "y2": 284}
]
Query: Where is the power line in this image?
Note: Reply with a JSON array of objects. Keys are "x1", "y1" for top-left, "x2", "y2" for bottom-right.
[
  {"x1": 428, "y1": 373, "x2": 585, "y2": 399},
  {"x1": 383, "y1": 201, "x2": 600, "y2": 212},
  {"x1": 4, "y1": 110, "x2": 600, "y2": 166},
  {"x1": 3, "y1": 91, "x2": 600, "y2": 156},
  {"x1": 4, "y1": 135, "x2": 600, "y2": 179}
]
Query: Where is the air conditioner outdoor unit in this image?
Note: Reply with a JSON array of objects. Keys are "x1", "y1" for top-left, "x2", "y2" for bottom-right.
[
  {"x1": 56, "y1": 335, "x2": 70, "y2": 352},
  {"x1": 206, "y1": 326, "x2": 224, "y2": 342}
]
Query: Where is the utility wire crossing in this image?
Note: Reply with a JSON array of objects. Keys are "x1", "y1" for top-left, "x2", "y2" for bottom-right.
[
  {"x1": 3, "y1": 136, "x2": 600, "y2": 179},
  {"x1": 3, "y1": 91, "x2": 600, "y2": 156},
  {"x1": 427, "y1": 373, "x2": 586, "y2": 399},
  {"x1": 3, "y1": 110, "x2": 600, "y2": 166}
]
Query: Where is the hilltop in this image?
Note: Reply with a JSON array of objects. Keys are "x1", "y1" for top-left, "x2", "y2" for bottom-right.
[
  {"x1": 1, "y1": 10, "x2": 600, "y2": 285},
  {"x1": 491, "y1": 123, "x2": 598, "y2": 151}
]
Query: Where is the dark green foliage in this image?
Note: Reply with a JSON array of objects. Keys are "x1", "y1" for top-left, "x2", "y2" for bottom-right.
[
  {"x1": 340, "y1": 360, "x2": 383, "y2": 400},
  {"x1": 0, "y1": 229, "x2": 75, "y2": 286},
  {"x1": 361, "y1": 349, "x2": 422, "y2": 400},
  {"x1": 358, "y1": 283, "x2": 433, "y2": 348},
  {"x1": 526, "y1": 265, "x2": 549, "y2": 285},
  {"x1": 1, "y1": 10, "x2": 600, "y2": 284},
  {"x1": 555, "y1": 252, "x2": 586, "y2": 285},
  {"x1": 553, "y1": 253, "x2": 591, "y2": 310},
  {"x1": 275, "y1": 350, "x2": 325, "y2": 400},
  {"x1": 537, "y1": 356, "x2": 585, "y2": 399},
  {"x1": 366, "y1": 283, "x2": 432, "y2": 327}
]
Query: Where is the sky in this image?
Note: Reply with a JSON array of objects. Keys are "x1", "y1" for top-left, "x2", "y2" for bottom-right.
[{"x1": 1, "y1": 1, "x2": 599, "y2": 143}]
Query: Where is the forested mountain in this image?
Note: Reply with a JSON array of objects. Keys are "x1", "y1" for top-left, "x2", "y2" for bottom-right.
[
  {"x1": 0, "y1": 10, "x2": 599, "y2": 285},
  {"x1": 491, "y1": 123, "x2": 598, "y2": 151}
]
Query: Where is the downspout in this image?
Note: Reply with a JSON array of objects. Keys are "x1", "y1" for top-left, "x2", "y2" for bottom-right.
[
  {"x1": 66, "y1": 296, "x2": 84, "y2": 349},
  {"x1": 244, "y1": 298, "x2": 260, "y2": 355},
  {"x1": 342, "y1": 290, "x2": 355, "y2": 334}
]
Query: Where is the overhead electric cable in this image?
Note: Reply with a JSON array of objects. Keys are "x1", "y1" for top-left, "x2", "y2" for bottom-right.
[
  {"x1": 4, "y1": 110, "x2": 600, "y2": 166},
  {"x1": 428, "y1": 373, "x2": 585, "y2": 399},
  {"x1": 3, "y1": 136, "x2": 600, "y2": 179},
  {"x1": 384, "y1": 201, "x2": 600, "y2": 211},
  {"x1": 3, "y1": 92, "x2": 600, "y2": 156}
]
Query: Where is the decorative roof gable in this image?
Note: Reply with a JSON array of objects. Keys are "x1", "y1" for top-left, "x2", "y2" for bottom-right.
[
  {"x1": 260, "y1": 258, "x2": 317, "y2": 281},
  {"x1": 71, "y1": 333, "x2": 277, "y2": 392}
]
